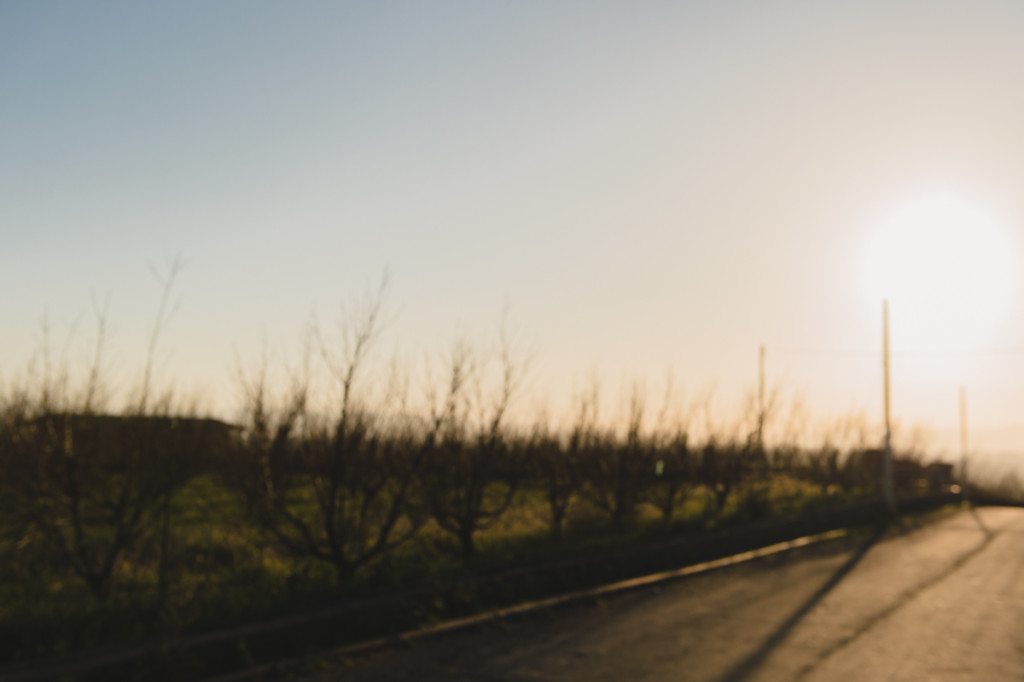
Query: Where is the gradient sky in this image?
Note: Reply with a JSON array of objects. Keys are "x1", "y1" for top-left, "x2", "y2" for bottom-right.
[{"x1": 7, "y1": 1, "x2": 1024, "y2": 462}]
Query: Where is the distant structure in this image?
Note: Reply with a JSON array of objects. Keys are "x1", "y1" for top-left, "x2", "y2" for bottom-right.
[
  {"x1": 32, "y1": 413, "x2": 239, "y2": 463},
  {"x1": 860, "y1": 449, "x2": 954, "y2": 493}
]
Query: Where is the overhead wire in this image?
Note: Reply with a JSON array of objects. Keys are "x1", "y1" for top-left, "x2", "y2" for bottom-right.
[{"x1": 765, "y1": 345, "x2": 1024, "y2": 359}]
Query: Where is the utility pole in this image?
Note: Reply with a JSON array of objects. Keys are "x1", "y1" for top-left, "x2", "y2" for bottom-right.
[
  {"x1": 960, "y1": 386, "x2": 969, "y2": 504},
  {"x1": 757, "y1": 344, "x2": 765, "y2": 448},
  {"x1": 882, "y1": 300, "x2": 895, "y2": 513}
]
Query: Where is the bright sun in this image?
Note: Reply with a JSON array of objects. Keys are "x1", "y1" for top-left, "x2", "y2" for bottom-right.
[{"x1": 864, "y1": 195, "x2": 1015, "y2": 350}]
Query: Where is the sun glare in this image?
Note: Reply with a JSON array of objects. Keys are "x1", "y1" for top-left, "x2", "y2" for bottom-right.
[{"x1": 864, "y1": 195, "x2": 1015, "y2": 350}]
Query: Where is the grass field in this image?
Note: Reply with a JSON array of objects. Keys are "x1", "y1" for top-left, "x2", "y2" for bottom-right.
[{"x1": 0, "y1": 463, "x2": 875, "y2": 667}]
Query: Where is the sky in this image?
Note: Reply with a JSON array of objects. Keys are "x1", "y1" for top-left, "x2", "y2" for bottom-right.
[{"x1": 6, "y1": 1, "x2": 1024, "y2": 466}]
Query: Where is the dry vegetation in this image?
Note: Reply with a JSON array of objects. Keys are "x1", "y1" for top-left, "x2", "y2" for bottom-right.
[{"x1": 0, "y1": 279, "x2": 971, "y2": 666}]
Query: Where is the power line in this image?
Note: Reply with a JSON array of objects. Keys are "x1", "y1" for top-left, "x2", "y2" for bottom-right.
[
  {"x1": 764, "y1": 346, "x2": 876, "y2": 358},
  {"x1": 894, "y1": 346, "x2": 1024, "y2": 357},
  {"x1": 765, "y1": 345, "x2": 1024, "y2": 359}
]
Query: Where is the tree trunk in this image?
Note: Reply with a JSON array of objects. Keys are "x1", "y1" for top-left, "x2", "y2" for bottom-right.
[
  {"x1": 334, "y1": 560, "x2": 355, "y2": 585},
  {"x1": 157, "y1": 492, "x2": 172, "y2": 607},
  {"x1": 458, "y1": 527, "x2": 476, "y2": 558}
]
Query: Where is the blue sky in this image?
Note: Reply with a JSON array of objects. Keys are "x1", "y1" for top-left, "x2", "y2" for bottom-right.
[{"x1": 7, "y1": 1, "x2": 1024, "y2": 459}]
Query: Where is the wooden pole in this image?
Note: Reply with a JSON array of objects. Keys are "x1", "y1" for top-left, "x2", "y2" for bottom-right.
[
  {"x1": 960, "y1": 386, "x2": 969, "y2": 503},
  {"x1": 758, "y1": 345, "x2": 765, "y2": 448},
  {"x1": 883, "y1": 300, "x2": 895, "y2": 513}
]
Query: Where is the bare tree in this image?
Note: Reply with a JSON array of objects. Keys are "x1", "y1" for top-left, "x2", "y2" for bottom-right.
[
  {"x1": 0, "y1": 264, "x2": 204, "y2": 602},
  {"x1": 418, "y1": 328, "x2": 526, "y2": 558},
  {"x1": 643, "y1": 374, "x2": 696, "y2": 524},
  {"x1": 647, "y1": 429, "x2": 694, "y2": 524},
  {"x1": 527, "y1": 401, "x2": 586, "y2": 541},
  {"x1": 581, "y1": 383, "x2": 654, "y2": 528},
  {"x1": 698, "y1": 438, "x2": 752, "y2": 515},
  {"x1": 800, "y1": 444, "x2": 842, "y2": 496},
  {"x1": 230, "y1": 279, "x2": 426, "y2": 582}
]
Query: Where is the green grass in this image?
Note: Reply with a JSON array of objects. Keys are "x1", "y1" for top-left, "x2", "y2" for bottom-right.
[{"x1": 0, "y1": 472, "x2": 878, "y2": 668}]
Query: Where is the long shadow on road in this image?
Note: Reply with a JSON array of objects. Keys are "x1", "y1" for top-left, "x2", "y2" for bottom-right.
[
  {"x1": 969, "y1": 506, "x2": 993, "y2": 536},
  {"x1": 715, "y1": 529, "x2": 884, "y2": 682}
]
